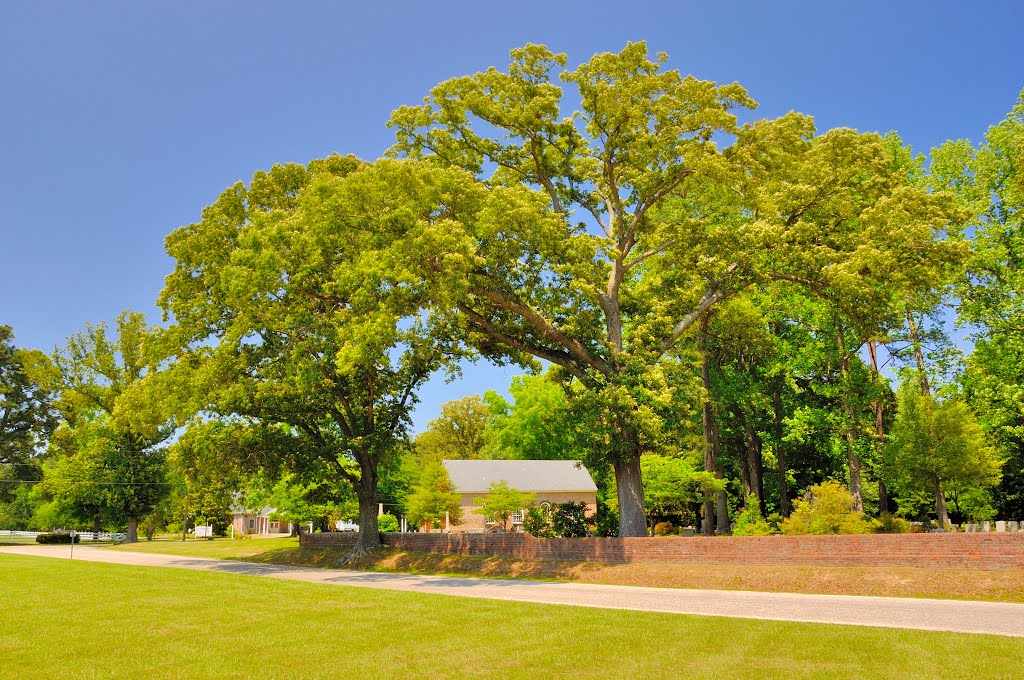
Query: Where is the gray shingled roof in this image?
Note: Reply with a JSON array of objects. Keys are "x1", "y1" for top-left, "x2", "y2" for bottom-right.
[{"x1": 442, "y1": 459, "x2": 597, "y2": 494}]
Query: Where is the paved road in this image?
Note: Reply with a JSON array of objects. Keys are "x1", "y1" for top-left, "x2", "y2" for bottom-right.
[{"x1": 4, "y1": 545, "x2": 1024, "y2": 638}]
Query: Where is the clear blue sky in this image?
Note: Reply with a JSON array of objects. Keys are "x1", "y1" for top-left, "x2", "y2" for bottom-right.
[{"x1": 2, "y1": 2, "x2": 1022, "y2": 431}]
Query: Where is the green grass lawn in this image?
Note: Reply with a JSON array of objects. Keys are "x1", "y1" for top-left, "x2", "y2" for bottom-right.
[
  {"x1": 2, "y1": 554, "x2": 1023, "y2": 679},
  {"x1": 0, "y1": 535, "x2": 41, "y2": 546},
  {"x1": 111, "y1": 535, "x2": 303, "y2": 560}
]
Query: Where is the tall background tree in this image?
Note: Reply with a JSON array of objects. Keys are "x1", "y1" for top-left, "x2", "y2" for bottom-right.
[
  {"x1": 387, "y1": 43, "x2": 966, "y2": 535},
  {"x1": 0, "y1": 325, "x2": 57, "y2": 519},
  {"x1": 158, "y1": 157, "x2": 491, "y2": 554},
  {"x1": 43, "y1": 311, "x2": 172, "y2": 541},
  {"x1": 1, "y1": 326, "x2": 57, "y2": 464},
  {"x1": 934, "y1": 89, "x2": 1024, "y2": 522}
]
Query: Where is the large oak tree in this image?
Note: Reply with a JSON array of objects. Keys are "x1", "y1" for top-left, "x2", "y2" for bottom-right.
[{"x1": 387, "y1": 43, "x2": 964, "y2": 535}]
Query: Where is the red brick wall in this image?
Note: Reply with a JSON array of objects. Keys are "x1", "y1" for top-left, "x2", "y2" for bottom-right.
[{"x1": 300, "y1": 531, "x2": 1024, "y2": 569}]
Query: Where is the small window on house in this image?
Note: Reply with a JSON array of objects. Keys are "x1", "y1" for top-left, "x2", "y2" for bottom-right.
[
  {"x1": 511, "y1": 509, "x2": 524, "y2": 524},
  {"x1": 248, "y1": 519, "x2": 255, "y2": 530},
  {"x1": 269, "y1": 521, "x2": 279, "y2": 530}
]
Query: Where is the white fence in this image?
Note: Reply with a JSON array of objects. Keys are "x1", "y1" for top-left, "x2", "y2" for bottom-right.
[{"x1": 1, "y1": 529, "x2": 127, "y2": 542}]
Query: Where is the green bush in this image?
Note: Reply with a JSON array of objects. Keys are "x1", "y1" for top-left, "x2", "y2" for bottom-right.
[
  {"x1": 377, "y1": 513, "x2": 400, "y2": 533},
  {"x1": 552, "y1": 502, "x2": 589, "y2": 538},
  {"x1": 874, "y1": 513, "x2": 912, "y2": 534},
  {"x1": 36, "y1": 532, "x2": 80, "y2": 545},
  {"x1": 781, "y1": 482, "x2": 877, "y2": 535},
  {"x1": 732, "y1": 495, "x2": 773, "y2": 536},
  {"x1": 596, "y1": 504, "x2": 618, "y2": 537},
  {"x1": 523, "y1": 506, "x2": 554, "y2": 537},
  {"x1": 141, "y1": 515, "x2": 162, "y2": 541},
  {"x1": 653, "y1": 521, "x2": 675, "y2": 536}
]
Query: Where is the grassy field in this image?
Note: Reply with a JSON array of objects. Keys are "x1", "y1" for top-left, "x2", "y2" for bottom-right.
[
  {"x1": 110, "y1": 536, "x2": 1024, "y2": 603},
  {"x1": 0, "y1": 535, "x2": 42, "y2": 546},
  {"x1": 3, "y1": 553, "x2": 1023, "y2": 679}
]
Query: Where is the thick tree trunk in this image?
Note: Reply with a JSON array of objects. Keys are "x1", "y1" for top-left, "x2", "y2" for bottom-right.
[
  {"x1": 354, "y1": 493, "x2": 381, "y2": 551},
  {"x1": 701, "y1": 405, "x2": 719, "y2": 535},
  {"x1": 92, "y1": 516, "x2": 102, "y2": 533},
  {"x1": 702, "y1": 414, "x2": 728, "y2": 535},
  {"x1": 339, "y1": 453, "x2": 382, "y2": 562},
  {"x1": 935, "y1": 479, "x2": 949, "y2": 529},
  {"x1": 700, "y1": 346, "x2": 728, "y2": 535},
  {"x1": 715, "y1": 487, "x2": 729, "y2": 534},
  {"x1": 614, "y1": 452, "x2": 648, "y2": 537},
  {"x1": 772, "y1": 383, "x2": 790, "y2": 516},
  {"x1": 738, "y1": 431, "x2": 753, "y2": 501},
  {"x1": 125, "y1": 518, "x2": 139, "y2": 543},
  {"x1": 744, "y1": 423, "x2": 765, "y2": 515}
]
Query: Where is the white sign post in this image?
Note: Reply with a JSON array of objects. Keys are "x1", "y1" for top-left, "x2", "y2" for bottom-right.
[{"x1": 69, "y1": 530, "x2": 77, "y2": 560}]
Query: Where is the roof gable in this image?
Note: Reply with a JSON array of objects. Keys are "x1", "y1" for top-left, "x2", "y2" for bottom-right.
[{"x1": 442, "y1": 459, "x2": 597, "y2": 494}]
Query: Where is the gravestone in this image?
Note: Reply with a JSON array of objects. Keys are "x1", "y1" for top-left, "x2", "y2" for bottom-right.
[
  {"x1": 982, "y1": 521, "x2": 991, "y2": 532},
  {"x1": 996, "y1": 521, "x2": 1007, "y2": 532},
  {"x1": 1008, "y1": 521, "x2": 1019, "y2": 532}
]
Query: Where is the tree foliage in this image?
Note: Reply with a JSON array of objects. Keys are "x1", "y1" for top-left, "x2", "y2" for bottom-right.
[
  {"x1": 158, "y1": 157, "x2": 470, "y2": 553},
  {"x1": 473, "y1": 480, "x2": 535, "y2": 532},
  {"x1": 387, "y1": 42, "x2": 965, "y2": 535},
  {"x1": 732, "y1": 494, "x2": 773, "y2": 536},
  {"x1": 482, "y1": 373, "x2": 588, "y2": 461},
  {"x1": 406, "y1": 461, "x2": 462, "y2": 530},
  {"x1": 44, "y1": 311, "x2": 172, "y2": 541},
  {"x1": 414, "y1": 395, "x2": 492, "y2": 461},
  {"x1": 780, "y1": 482, "x2": 876, "y2": 535},
  {"x1": 886, "y1": 378, "x2": 1002, "y2": 526},
  {"x1": 0, "y1": 325, "x2": 57, "y2": 468}
]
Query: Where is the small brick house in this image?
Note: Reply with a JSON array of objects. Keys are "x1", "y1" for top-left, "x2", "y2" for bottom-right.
[
  {"x1": 442, "y1": 459, "x2": 598, "y2": 533},
  {"x1": 230, "y1": 505, "x2": 292, "y2": 535}
]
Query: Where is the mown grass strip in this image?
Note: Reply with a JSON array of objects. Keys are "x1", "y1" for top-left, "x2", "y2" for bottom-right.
[{"x1": 3, "y1": 554, "x2": 1024, "y2": 679}]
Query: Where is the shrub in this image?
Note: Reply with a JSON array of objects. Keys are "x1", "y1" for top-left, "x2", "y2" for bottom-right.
[
  {"x1": 552, "y1": 501, "x2": 589, "y2": 538},
  {"x1": 780, "y1": 482, "x2": 877, "y2": 535},
  {"x1": 523, "y1": 506, "x2": 554, "y2": 537},
  {"x1": 140, "y1": 515, "x2": 162, "y2": 541},
  {"x1": 732, "y1": 495, "x2": 773, "y2": 536},
  {"x1": 596, "y1": 504, "x2": 618, "y2": 537},
  {"x1": 653, "y1": 521, "x2": 675, "y2": 536},
  {"x1": 874, "y1": 513, "x2": 912, "y2": 534},
  {"x1": 36, "y1": 532, "x2": 80, "y2": 544},
  {"x1": 377, "y1": 513, "x2": 400, "y2": 533}
]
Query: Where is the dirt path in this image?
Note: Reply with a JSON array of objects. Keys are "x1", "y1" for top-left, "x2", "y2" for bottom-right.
[{"x1": 5, "y1": 544, "x2": 1024, "y2": 637}]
